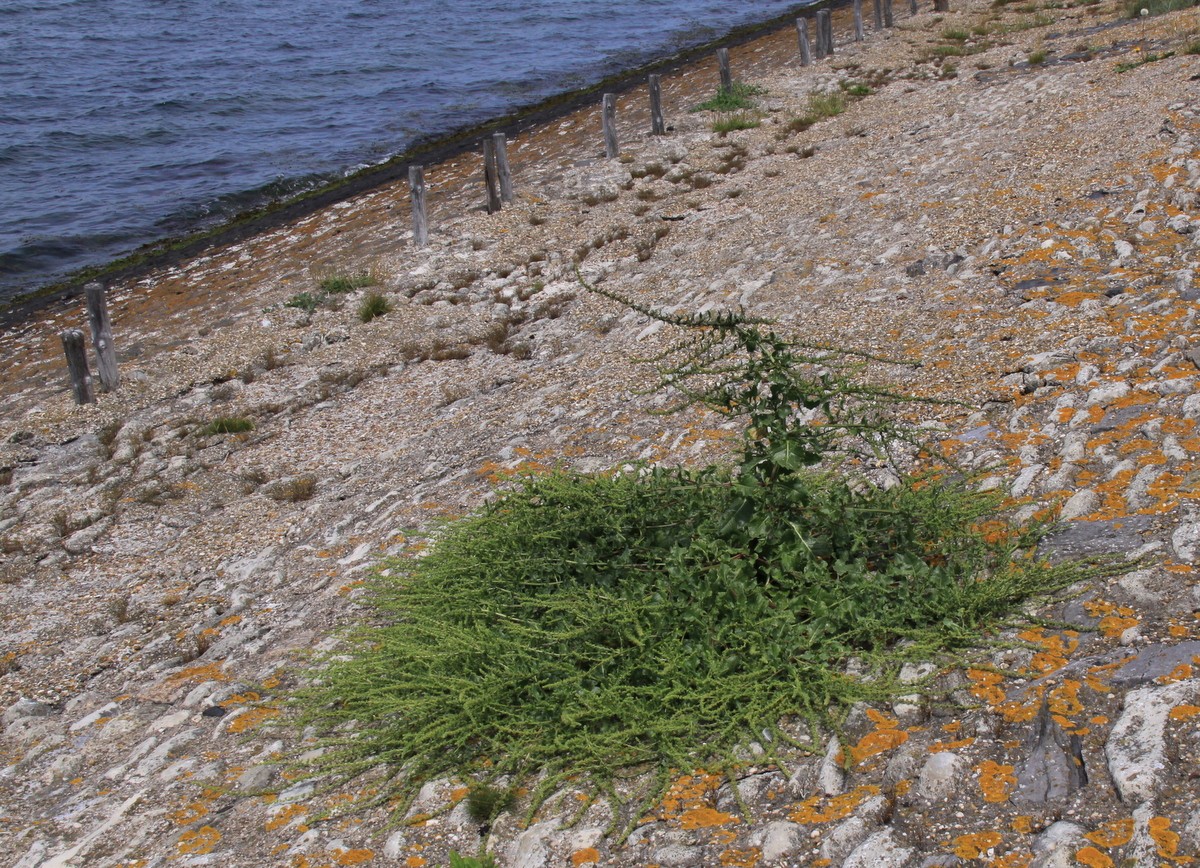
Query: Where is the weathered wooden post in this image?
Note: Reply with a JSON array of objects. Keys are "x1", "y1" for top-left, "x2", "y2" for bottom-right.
[
  {"x1": 602, "y1": 93, "x2": 619, "y2": 159},
  {"x1": 61, "y1": 329, "x2": 94, "y2": 405},
  {"x1": 883, "y1": 0, "x2": 894, "y2": 27},
  {"x1": 816, "y1": 10, "x2": 833, "y2": 58},
  {"x1": 854, "y1": 0, "x2": 865, "y2": 40},
  {"x1": 85, "y1": 282, "x2": 118, "y2": 393},
  {"x1": 910, "y1": 0, "x2": 919, "y2": 14},
  {"x1": 648, "y1": 74, "x2": 665, "y2": 135},
  {"x1": 492, "y1": 132, "x2": 514, "y2": 204},
  {"x1": 796, "y1": 18, "x2": 812, "y2": 66},
  {"x1": 874, "y1": 0, "x2": 884, "y2": 30},
  {"x1": 482, "y1": 137, "x2": 501, "y2": 213},
  {"x1": 409, "y1": 166, "x2": 429, "y2": 247},
  {"x1": 934, "y1": 0, "x2": 949, "y2": 10},
  {"x1": 716, "y1": 48, "x2": 732, "y2": 92}
]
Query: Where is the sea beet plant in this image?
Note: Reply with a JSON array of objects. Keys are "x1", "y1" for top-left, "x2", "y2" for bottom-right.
[{"x1": 291, "y1": 283, "x2": 1102, "y2": 840}]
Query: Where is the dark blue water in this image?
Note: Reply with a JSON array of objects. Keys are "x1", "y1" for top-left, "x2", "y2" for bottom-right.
[{"x1": 0, "y1": 0, "x2": 809, "y2": 302}]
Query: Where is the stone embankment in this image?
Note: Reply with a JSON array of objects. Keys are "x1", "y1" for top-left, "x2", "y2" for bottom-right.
[{"x1": 2, "y1": 0, "x2": 1200, "y2": 865}]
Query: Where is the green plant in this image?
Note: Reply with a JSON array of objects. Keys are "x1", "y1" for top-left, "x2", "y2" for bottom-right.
[
  {"x1": 712, "y1": 112, "x2": 761, "y2": 134},
  {"x1": 292, "y1": 288, "x2": 1110, "y2": 841},
  {"x1": 285, "y1": 291, "x2": 325, "y2": 313},
  {"x1": 1115, "y1": 49, "x2": 1174, "y2": 70},
  {"x1": 692, "y1": 81, "x2": 766, "y2": 112},
  {"x1": 198, "y1": 417, "x2": 254, "y2": 436},
  {"x1": 1187, "y1": 40, "x2": 1200, "y2": 54},
  {"x1": 465, "y1": 785, "x2": 515, "y2": 824},
  {"x1": 320, "y1": 271, "x2": 376, "y2": 294},
  {"x1": 942, "y1": 26, "x2": 970, "y2": 39},
  {"x1": 841, "y1": 81, "x2": 872, "y2": 97},
  {"x1": 448, "y1": 854, "x2": 497, "y2": 868},
  {"x1": 1028, "y1": 48, "x2": 1049, "y2": 63},
  {"x1": 358, "y1": 292, "x2": 391, "y2": 322}
]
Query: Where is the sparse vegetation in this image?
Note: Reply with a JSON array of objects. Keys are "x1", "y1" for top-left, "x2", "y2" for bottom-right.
[
  {"x1": 1125, "y1": 0, "x2": 1199, "y2": 14},
  {"x1": 692, "y1": 81, "x2": 766, "y2": 113},
  {"x1": 198, "y1": 417, "x2": 254, "y2": 436},
  {"x1": 712, "y1": 112, "x2": 760, "y2": 134},
  {"x1": 358, "y1": 292, "x2": 391, "y2": 322},
  {"x1": 1115, "y1": 50, "x2": 1173, "y2": 70},
  {"x1": 1028, "y1": 48, "x2": 1049, "y2": 63},
  {"x1": 319, "y1": 271, "x2": 376, "y2": 294}
]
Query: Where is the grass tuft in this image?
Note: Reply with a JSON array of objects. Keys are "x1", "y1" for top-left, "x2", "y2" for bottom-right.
[
  {"x1": 320, "y1": 271, "x2": 376, "y2": 294},
  {"x1": 1028, "y1": 48, "x2": 1049, "y2": 64},
  {"x1": 712, "y1": 112, "x2": 761, "y2": 134},
  {"x1": 1125, "y1": 0, "x2": 1199, "y2": 13},
  {"x1": 198, "y1": 417, "x2": 254, "y2": 436},
  {"x1": 358, "y1": 292, "x2": 391, "y2": 323},
  {"x1": 692, "y1": 82, "x2": 766, "y2": 112}
]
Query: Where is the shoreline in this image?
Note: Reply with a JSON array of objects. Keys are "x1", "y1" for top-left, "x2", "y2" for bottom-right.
[{"x1": 0, "y1": 0, "x2": 833, "y2": 329}]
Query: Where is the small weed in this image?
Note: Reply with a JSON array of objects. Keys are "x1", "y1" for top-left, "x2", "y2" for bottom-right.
[
  {"x1": 712, "y1": 112, "x2": 760, "y2": 134},
  {"x1": 692, "y1": 81, "x2": 766, "y2": 112},
  {"x1": 319, "y1": 271, "x2": 375, "y2": 294},
  {"x1": 807, "y1": 91, "x2": 846, "y2": 119},
  {"x1": 1187, "y1": 40, "x2": 1200, "y2": 54},
  {"x1": 109, "y1": 594, "x2": 133, "y2": 624},
  {"x1": 940, "y1": 61, "x2": 959, "y2": 78},
  {"x1": 942, "y1": 27, "x2": 970, "y2": 39},
  {"x1": 1116, "y1": 50, "x2": 1173, "y2": 70},
  {"x1": 841, "y1": 82, "x2": 872, "y2": 97},
  {"x1": 285, "y1": 292, "x2": 326, "y2": 313},
  {"x1": 449, "y1": 854, "x2": 498, "y2": 868},
  {"x1": 198, "y1": 417, "x2": 254, "y2": 436},
  {"x1": 358, "y1": 293, "x2": 391, "y2": 323},
  {"x1": 1028, "y1": 48, "x2": 1049, "y2": 63},
  {"x1": 465, "y1": 785, "x2": 515, "y2": 824},
  {"x1": 268, "y1": 475, "x2": 317, "y2": 503}
]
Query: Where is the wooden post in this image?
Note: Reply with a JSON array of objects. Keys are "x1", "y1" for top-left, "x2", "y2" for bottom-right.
[
  {"x1": 492, "y1": 132, "x2": 514, "y2": 204},
  {"x1": 602, "y1": 93, "x2": 619, "y2": 159},
  {"x1": 934, "y1": 0, "x2": 949, "y2": 10},
  {"x1": 716, "y1": 48, "x2": 732, "y2": 92},
  {"x1": 796, "y1": 18, "x2": 812, "y2": 66},
  {"x1": 482, "y1": 137, "x2": 501, "y2": 213},
  {"x1": 910, "y1": 0, "x2": 918, "y2": 14},
  {"x1": 883, "y1": 0, "x2": 894, "y2": 27},
  {"x1": 854, "y1": 0, "x2": 865, "y2": 40},
  {"x1": 61, "y1": 329, "x2": 94, "y2": 405},
  {"x1": 85, "y1": 282, "x2": 118, "y2": 393},
  {"x1": 648, "y1": 74, "x2": 665, "y2": 135},
  {"x1": 816, "y1": 10, "x2": 833, "y2": 58},
  {"x1": 874, "y1": 0, "x2": 884, "y2": 30},
  {"x1": 408, "y1": 165, "x2": 428, "y2": 247}
]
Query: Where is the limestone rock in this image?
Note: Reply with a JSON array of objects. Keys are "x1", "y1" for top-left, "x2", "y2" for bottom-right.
[{"x1": 1106, "y1": 678, "x2": 1200, "y2": 803}]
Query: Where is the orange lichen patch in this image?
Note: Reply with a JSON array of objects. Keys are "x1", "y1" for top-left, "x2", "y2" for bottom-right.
[
  {"x1": 227, "y1": 706, "x2": 279, "y2": 734},
  {"x1": 1147, "y1": 816, "x2": 1183, "y2": 861},
  {"x1": 967, "y1": 669, "x2": 1007, "y2": 706},
  {"x1": 1090, "y1": 715, "x2": 1109, "y2": 726},
  {"x1": 1169, "y1": 624, "x2": 1191, "y2": 638},
  {"x1": 996, "y1": 693, "x2": 1044, "y2": 724},
  {"x1": 220, "y1": 691, "x2": 261, "y2": 707},
  {"x1": 449, "y1": 786, "x2": 470, "y2": 803},
  {"x1": 719, "y1": 847, "x2": 761, "y2": 867},
  {"x1": 1084, "y1": 601, "x2": 1140, "y2": 639},
  {"x1": 1084, "y1": 657, "x2": 1136, "y2": 693},
  {"x1": 976, "y1": 761, "x2": 1017, "y2": 803},
  {"x1": 1085, "y1": 818, "x2": 1135, "y2": 848},
  {"x1": 1048, "y1": 680, "x2": 1084, "y2": 719},
  {"x1": 178, "y1": 825, "x2": 221, "y2": 855},
  {"x1": 942, "y1": 721, "x2": 962, "y2": 733},
  {"x1": 404, "y1": 858, "x2": 427, "y2": 868},
  {"x1": 1012, "y1": 816, "x2": 1034, "y2": 835},
  {"x1": 166, "y1": 661, "x2": 229, "y2": 685},
  {"x1": 1169, "y1": 704, "x2": 1200, "y2": 722},
  {"x1": 1074, "y1": 846, "x2": 1114, "y2": 868},
  {"x1": 332, "y1": 849, "x2": 374, "y2": 865},
  {"x1": 168, "y1": 801, "x2": 209, "y2": 826},
  {"x1": 679, "y1": 806, "x2": 739, "y2": 831},
  {"x1": 1056, "y1": 291, "x2": 1104, "y2": 308},
  {"x1": 657, "y1": 773, "x2": 724, "y2": 821},
  {"x1": 1018, "y1": 628, "x2": 1078, "y2": 675},
  {"x1": 1156, "y1": 663, "x2": 1193, "y2": 685},
  {"x1": 952, "y1": 830, "x2": 1002, "y2": 859},
  {"x1": 929, "y1": 738, "x2": 975, "y2": 753},
  {"x1": 990, "y1": 854, "x2": 1032, "y2": 868},
  {"x1": 266, "y1": 804, "x2": 308, "y2": 832},
  {"x1": 844, "y1": 709, "x2": 908, "y2": 765},
  {"x1": 1098, "y1": 615, "x2": 1140, "y2": 638},
  {"x1": 571, "y1": 848, "x2": 601, "y2": 866},
  {"x1": 894, "y1": 779, "x2": 912, "y2": 797},
  {"x1": 789, "y1": 786, "x2": 880, "y2": 824}
]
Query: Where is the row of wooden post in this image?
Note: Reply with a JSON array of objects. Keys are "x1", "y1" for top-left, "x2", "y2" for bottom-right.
[
  {"x1": 406, "y1": 0, "x2": 946, "y2": 243},
  {"x1": 61, "y1": 282, "x2": 119, "y2": 404}
]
